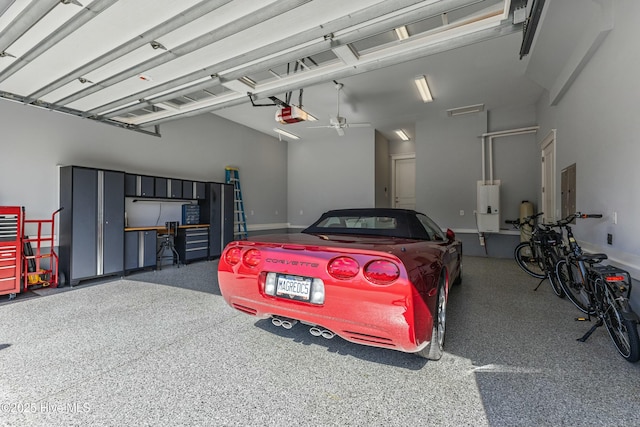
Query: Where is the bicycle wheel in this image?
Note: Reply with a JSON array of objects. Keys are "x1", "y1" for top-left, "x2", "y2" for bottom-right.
[
  {"x1": 514, "y1": 242, "x2": 545, "y2": 279},
  {"x1": 601, "y1": 284, "x2": 640, "y2": 362},
  {"x1": 546, "y1": 249, "x2": 565, "y2": 298},
  {"x1": 555, "y1": 259, "x2": 593, "y2": 314}
]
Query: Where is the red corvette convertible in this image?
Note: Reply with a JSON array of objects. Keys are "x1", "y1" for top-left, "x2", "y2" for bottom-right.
[{"x1": 217, "y1": 208, "x2": 462, "y2": 360}]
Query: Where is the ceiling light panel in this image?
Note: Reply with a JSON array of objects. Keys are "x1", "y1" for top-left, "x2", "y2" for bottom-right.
[
  {"x1": 446, "y1": 103, "x2": 484, "y2": 116},
  {"x1": 395, "y1": 129, "x2": 410, "y2": 140},
  {"x1": 394, "y1": 26, "x2": 409, "y2": 40},
  {"x1": 414, "y1": 75, "x2": 433, "y2": 103},
  {"x1": 273, "y1": 127, "x2": 300, "y2": 140}
]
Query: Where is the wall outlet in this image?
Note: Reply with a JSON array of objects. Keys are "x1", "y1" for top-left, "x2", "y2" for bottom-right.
[
  {"x1": 459, "y1": 210, "x2": 465, "y2": 216},
  {"x1": 607, "y1": 233, "x2": 613, "y2": 245}
]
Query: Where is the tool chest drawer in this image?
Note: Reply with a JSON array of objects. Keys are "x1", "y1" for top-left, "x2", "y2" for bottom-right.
[
  {"x1": 0, "y1": 265, "x2": 17, "y2": 280},
  {"x1": 0, "y1": 248, "x2": 17, "y2": 267},
  {"x1": 176, "y1": 227, "x2": 209, "y2": 263}
]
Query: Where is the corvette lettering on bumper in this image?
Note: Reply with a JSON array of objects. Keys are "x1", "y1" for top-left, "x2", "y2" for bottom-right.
[{"x1": 265, "y1": 258, "x2": 319, "y2": 268}]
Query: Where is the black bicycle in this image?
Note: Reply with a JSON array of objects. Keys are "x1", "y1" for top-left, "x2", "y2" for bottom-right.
[
  {"x1": 554, "y1": 212, "x2": 640, "y2": 362},
  {"x1": 506, "y1": 213, "x2": 565, "y2": 297}
]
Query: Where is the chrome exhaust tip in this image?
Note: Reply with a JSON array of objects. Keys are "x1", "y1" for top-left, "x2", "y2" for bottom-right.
[
  {"x1": 281, "y1": 319, "x2": 297, "y2": 329},
  {"x1": 321, "y1": 329, "x2": 335, "y2": 339},
  {"x1": 309, "y1": 326, "x2": 335, "y2": 339},
  {"x1": 309, "y1": 327, "x2": 322, "y2": 336},
  {"x1": 272, "y1": 316, "x2": 298, "y2": 329}
]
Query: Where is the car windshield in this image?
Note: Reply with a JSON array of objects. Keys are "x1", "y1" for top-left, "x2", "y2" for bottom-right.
[
  {"x1": 314, "y1": 215, "x2": 398, "y2": 230},
  {"x1": 302, "y1": 209, "x2": 435, "y2": 240}
]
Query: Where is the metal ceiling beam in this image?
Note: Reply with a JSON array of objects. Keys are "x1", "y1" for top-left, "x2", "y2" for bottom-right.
[
  {"x1": 134, "y1": 18, "x2": 520, "y2": 128},
  {"x1": 0, "y1": 1, "x2": 17, "y2": 18},
  {"x1": 0, "y1": 0, "x2": 60, "y2": 54},
  {"x1": 27, "y1": 0, "x2": 234, "y2": 101},
  {"x1": 54, "y1": 0, "x2": 313, "y2": 106},
  {"x1": 0, "y1": 0, "x2": 119, "y2": 83},
  {"x1": 0, "y1": 89, "x2": 161, "y2": 137},
  {"x1": 99, "y1": 76, "x2": 222, "y2": 119},
  {"x1": 90, "y1": 0, "x2": 475, "y2": 117}
]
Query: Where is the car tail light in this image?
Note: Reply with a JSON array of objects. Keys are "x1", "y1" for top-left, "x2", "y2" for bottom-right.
[
  {"x1": 327, "y1": 256, "x2": 359, "y2": 279},
  {"x1": 264, "y1": 272, "x2": 277, "y2": 295},
  {"x1": 243, "y1": 249, "x2": 261, "y2": 267},
  {"x1": 310, "y1": 278, "x2": 325, "y2": 304},
  {"x1": 225, "y1": 247, "x2": 242, "y2": 266},
  {"x1": 364, "y1": 260, "x2": 400, "y2": 284}
]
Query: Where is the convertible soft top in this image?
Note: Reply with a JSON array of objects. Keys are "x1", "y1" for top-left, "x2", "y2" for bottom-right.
[{"x1": 302, "y1": 208, "x2": 433, "y2": 240}]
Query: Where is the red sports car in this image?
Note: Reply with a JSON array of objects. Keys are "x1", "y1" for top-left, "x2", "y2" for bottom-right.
[{"x1": 217, "y1": 208, "x2": 462, "y2": 360}]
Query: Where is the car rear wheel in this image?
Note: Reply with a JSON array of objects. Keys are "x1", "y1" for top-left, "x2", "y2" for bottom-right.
[{"x1": 416, "y1": 273, "x2": 447, "y2": 360}]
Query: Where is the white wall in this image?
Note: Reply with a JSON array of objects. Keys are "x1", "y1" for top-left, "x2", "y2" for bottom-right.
[
  {"x1": 536, "y1": 0, "x2": 640, "y2": 277},
  {"x1": 374, "y1": 131, "x2": 390, "y2": 208},
  {"x1": 287, "y1": 129, "x2": 376, "y2": 227},
  {"x1": 416, "y1": 111, "x2": 487, "y2": 230},
  {"x1": 0, "y1": 100, "x2": 288, "y2": 230}
]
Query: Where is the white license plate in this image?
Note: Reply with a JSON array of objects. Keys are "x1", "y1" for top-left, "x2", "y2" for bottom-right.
[{"x1": 276, "y1": 275, "x2": 311, "y2": 300}]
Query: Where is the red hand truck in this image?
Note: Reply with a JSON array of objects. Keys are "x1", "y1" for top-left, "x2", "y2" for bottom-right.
[{"x1": 22, "y1": 207, "x2": 64, "y2": 291}]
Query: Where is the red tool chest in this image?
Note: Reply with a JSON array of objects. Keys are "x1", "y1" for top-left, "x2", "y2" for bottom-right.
[{"x1": 0, "y1": 206, "x2": 22, "y2": 298}]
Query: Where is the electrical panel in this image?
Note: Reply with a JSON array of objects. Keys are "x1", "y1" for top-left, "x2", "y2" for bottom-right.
[{"x1": 477, "y1": 181, "x2": 500, "y2": 232}]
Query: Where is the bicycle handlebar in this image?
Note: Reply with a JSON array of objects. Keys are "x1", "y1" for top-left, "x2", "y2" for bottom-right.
[
  {"x1": 507, "y1": 212, "x2": 603, "y2": 230},
  {"x1": 578, "y1": 213, "x2": 602, "y2": 219},
  {"x1": 552, "y1": 212, "x2": 603, "y2": 227}
]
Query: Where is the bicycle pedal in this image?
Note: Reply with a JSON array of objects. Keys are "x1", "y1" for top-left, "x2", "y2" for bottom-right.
[{"x1": 575, "y1": 317, "x2": 589, "y2": 322}]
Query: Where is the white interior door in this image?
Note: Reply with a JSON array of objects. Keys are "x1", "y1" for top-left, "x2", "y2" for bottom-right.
[
  {"x1": 541, "y1": 130, "x2": 556, "y2": 222},
  {"x1": 393, "y1": 156, "x2": 416, "y2": 209}
]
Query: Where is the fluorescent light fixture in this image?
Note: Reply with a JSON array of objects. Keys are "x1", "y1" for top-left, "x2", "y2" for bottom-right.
[
  {"x1": 446, "y1": 103, "x2": 485, "y2": 117},
  {"x1": 273, "y1": 127, "x2": 300, "y2": 140},
  {"x1": 394, "y1": 26, "x2": 409, "y2": 40},
  {"x1": 395, "y1": 129, "x2": 410, "y2": 141},
  {"x1": 414, "y1": 75, "x2": 433, "y2": 103}
]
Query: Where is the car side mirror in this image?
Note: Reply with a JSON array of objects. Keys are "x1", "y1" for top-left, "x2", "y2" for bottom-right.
[{"x1": 446, "y1": 228, "x2": 456, "y2": 242}]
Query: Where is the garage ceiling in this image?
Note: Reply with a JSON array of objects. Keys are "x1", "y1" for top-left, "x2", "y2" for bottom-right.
[{"x1": 0, "y1": 0, "x2": 543, "y2": 140}]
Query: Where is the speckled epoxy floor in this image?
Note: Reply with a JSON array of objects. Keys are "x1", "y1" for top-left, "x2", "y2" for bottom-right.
[{"x1": 0, "y1": 257, "x2": 638, "y2": 426}]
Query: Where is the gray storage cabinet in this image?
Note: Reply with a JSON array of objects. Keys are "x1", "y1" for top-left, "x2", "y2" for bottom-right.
[
  {"x1": 200, "y1": 182, "x2": 234, "y2": 258},
  {"x1": 59, "y1": 166, "x2": 125, "y2": 286},
  {"x1": 124, "y1": 230, "x2": 157, "y2": 271}
]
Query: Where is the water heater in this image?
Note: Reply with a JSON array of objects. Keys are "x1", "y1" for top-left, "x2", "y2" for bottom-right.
[{"x1": 477, "y1": 180, "x2": 500, "y2": 232}]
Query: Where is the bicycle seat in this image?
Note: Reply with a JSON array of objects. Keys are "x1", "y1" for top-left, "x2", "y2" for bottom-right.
[{"x1": 577, "y1": 253, "x2": 608, "y2": 264}]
